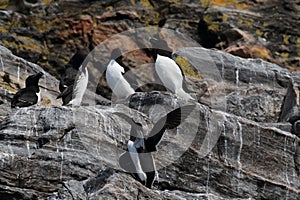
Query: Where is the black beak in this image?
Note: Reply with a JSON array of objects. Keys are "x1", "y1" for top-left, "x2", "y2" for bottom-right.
[{"x1": 36, "y1": 72, "x2": 44, "y2": 79}]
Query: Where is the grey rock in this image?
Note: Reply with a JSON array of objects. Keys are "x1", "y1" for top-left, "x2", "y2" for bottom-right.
[
  {"x1": 0, "y1": 42, "x2": 300, "y2": 199},
  {"x1": 175, "y1": 47, "x2": 300, "y2": 123}
]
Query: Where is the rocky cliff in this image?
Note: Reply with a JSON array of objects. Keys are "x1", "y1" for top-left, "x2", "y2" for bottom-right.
[
  {"x1": 0, "y1": 0, "x2": 299, "y2": 79},
  {"x1": 0, "y1": 43, "x2": 300, "y2": 199},
  {"x1": 0, "y1": 0, "x2": 300, "y2": 199}
]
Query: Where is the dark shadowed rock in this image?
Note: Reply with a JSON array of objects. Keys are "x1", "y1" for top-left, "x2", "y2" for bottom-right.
[{"x1": 279, "y1": 81, "x2": 300, "y2": 122}]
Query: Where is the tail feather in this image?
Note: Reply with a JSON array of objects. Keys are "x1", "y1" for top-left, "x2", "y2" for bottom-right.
[{"x1": 176, "y1": 88, "x2": 194, "y2": 101}]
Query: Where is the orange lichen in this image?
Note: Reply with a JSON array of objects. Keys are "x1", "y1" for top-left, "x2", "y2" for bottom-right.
[
  {"x1": 202, "y1": 0, "x2": 247, "y2": 9},
  {"x1": 251, "y1": 46, "x2": 271, "y2": 60}
]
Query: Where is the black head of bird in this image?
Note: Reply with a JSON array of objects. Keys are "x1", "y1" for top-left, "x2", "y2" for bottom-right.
[
  {"x1": 149, "y1": 34, "x2": 172, "y2": 59},
  {"x1": 67, "y1": 48, "x2": 89, "y2": 70},
  {"x1": 25, "y1": 72, "x2": 43, "y2": 87}
]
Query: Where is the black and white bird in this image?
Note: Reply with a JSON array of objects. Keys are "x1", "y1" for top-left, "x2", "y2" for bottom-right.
[
  {"x1": 149, "y1": 35, "x2": 194, "y2": 101},
  {"x1": 57, "y1": 49, "x2": 89, "y2": 106},
  {"x1": 106, "y1": 48, "x2": 135, "y2": 100},
  {"x1": 11, "y1": 72, "x2": 43, "y2": 108},
  {"x1": 115, "y1": 104, "x2": 196, "y2": 188}
]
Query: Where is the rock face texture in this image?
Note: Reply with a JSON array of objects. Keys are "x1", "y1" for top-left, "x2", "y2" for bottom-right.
[
  {"x1": 0, "y1": 0, "x2": 299, "y2": 81},
  {"x1": 0, "y1": 44, "x2": 300, "y2": 199},
  {"x1": 0, "y1": 1, "x2": 300, "y2": 198}
]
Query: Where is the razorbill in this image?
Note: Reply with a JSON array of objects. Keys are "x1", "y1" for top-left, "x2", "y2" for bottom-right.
[
  {"x1": 11, "y1": 72, "x2": 43, "y2": 108},
  {"x1": 115, "y1": 104, "x2": 196, "y2": 188},
  {"x1": 57, "y1": 49, "x2": 89, "y2": 106},
  {"x1": 149, "y1": 35, "x2": 194, "y2": 101},
  {"x1": 106, "y1": 48, "x2": 135, "y2": 99}
]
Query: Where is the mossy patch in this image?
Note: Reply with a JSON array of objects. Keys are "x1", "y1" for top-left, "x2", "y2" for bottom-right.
[
  {"x1": 297, "y1": 37, "x2": 300, "y2": 47},
  {"x1": 44, "y1": 98, "x2": 52, "y2": 105},
  {"x1": 251, "y1": 46, "x2": 271, "y2": 60},
  {"x1": 0, "y1": 26, "x2": 9, "y2": 33},
  {"x1": 42, "y1": 0, "x2": 53, "y2": 6},
  {"x1": 105, "y1": 6, "x2": 113, "y2": 11},
  {"x1": 4, "y1": 84, "x2": 16, "y2": 92},
  {"x1": 2, "y1": 35, "x2": 43, "y2": 53},
  {"x1": 283, "y1": 34, "x2": 290, "y2": 45},
  {"x1": 175, "y1": 55, "x2": 201, "y2": 79},
  {"x1": 255, "y1": 29, "x2": 263, "y2": 36},
  {"x1": 139, "y1": 0, "x2": 152, "y2": 8},
  {"x1": 222, "y1": 13, "x2": 228, "y2": 22},
  {"x1": 280, "y1": 52, "x2": 289, "y2": 58},
  {"x1": 29, "y1": 17, "x2": 61, "y2": 33},
  {"x1": 0, "y1": 0, "x2": 9, "y2": 9},
  {"x1": 203, "y1": 15, "x2": 220, "y2": 32}
]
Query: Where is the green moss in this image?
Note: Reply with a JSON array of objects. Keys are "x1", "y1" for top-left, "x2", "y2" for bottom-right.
[
  {"x1": 283, "y1": 34, "x2": 290, "y2": 45},
  {"x1": 140, "y1": 0, "x2": 152, "y2": 8},
  {"x1": 4, "y1": 84, "x2": 16, "y2": 92},
  {"x1": 263, "y1": 32, "x2": 269, "y2": 38},
  {"x1": 44, "y1": 99, "x2": 52, "y2": 105},
  {"x1": 200, "y1": 0, "x2": 211, "y2": 7},
  {"x1": 105, "y1": 6, "x2": 113, "y2": 11},
  {"x1": 42, "y1": 0, "x2": 53, "y2": 6},
  {"x1": 251, "y1": 46, "x2": 271, "y2": 60},
  {"x1": 26, "y1": 17, "x2": 61, "y2": 33},
  {"x1": 256, "y1": 29, "x2": 263, "y2": 36},
  {"x1": 222, "y1": 13, "x2": 228, "y2": 22},
  {"x1": 296, "y1": 37, "x2": 300, "y2": 47},
  {"x1": 175, "y1": 56, "x2": 201, "y2": 79},
  {"x1": 2, "y1": 35, "x2": 43, "y2": 54},
  {"x1": 203, "y1": 15, "x2": 220, "y2": 31},
  {"x1": 237, "y1": 19, "x2": 243, "y2": 25},
  {"x1": 280, "y1": 52, "x2": 289, "y2": 58},
  {"x1": 0, "y1": 26, "x2": 9, "y2": 33},
  {"x1": 0, "y1": 0, "x2": 9, "y2": 9},
  {"x1": 244, "y1": 19, "x2": 253, "y2": 28}
]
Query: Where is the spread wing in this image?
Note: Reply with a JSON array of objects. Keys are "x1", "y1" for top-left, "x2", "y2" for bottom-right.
[
  {"x1": 11, "y1": 89, "x2": 38, "y2": 108},
  {"x1": 145, "y1": 104, "x2": 196, "y2": 152}
]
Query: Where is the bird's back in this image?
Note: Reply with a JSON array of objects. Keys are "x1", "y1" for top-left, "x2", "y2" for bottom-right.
[{"x1": 11, "y1": 86, "x2": 39, "y2": 108}]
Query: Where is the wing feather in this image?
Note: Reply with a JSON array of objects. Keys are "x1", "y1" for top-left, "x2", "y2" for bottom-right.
[{"x1": 145, "y1": 104, "x2": 196, "y2": 151}]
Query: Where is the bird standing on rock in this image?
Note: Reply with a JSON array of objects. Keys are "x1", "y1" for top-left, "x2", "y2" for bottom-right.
[
  {"x1": 115, "y1": 104, "x2": 196, "y2": 188},
  {"x1": 106, "y1": 48, "x2": 135, "y2": 100},
  {"x1": 57, "y1": 48, "x2": 89, "y2": 106},
  {"x1": 11, "y1": 72, "x2": 43, "y2": 108},
  {"x1": 149, "y1": 35, "x2": 194, "y2": 101}
]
